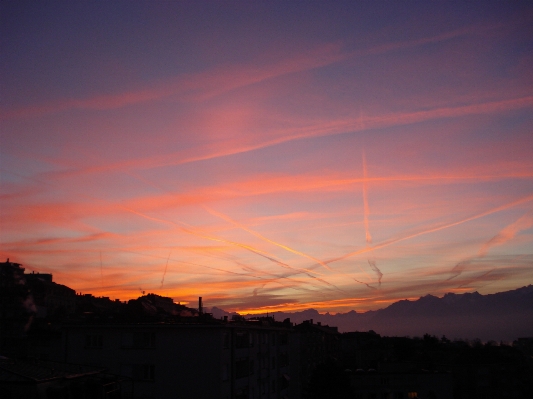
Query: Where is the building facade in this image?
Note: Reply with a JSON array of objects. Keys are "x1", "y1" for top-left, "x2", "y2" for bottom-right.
[{"x1": 61, "y1": 319, "x2": 296, "y2": 399}]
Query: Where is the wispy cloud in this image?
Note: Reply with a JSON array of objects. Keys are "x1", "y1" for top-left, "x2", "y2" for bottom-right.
[{"x1": 1, "y1": 23, "x2": 490, "y2": 122}]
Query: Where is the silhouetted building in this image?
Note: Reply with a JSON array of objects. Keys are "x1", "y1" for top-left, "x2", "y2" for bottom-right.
[
  {"x1": 513, "y1": 337, "x2": 533, "y2": 357},
  {"x1": 0, "y1": 259, "x2": 35, "y2": 357},
  {"x1": 348, "y1": 369, "x2": 453, "y2": 399},
  {"x1": 341, "y1": 330, "x2": 385, "y2": 370},
  {"x1": 26, "y1": 272, "x2": 76, "y2": 318},
  {"x1": 0, "y1": 356, "x2": 131, "y2": 399},
  {"x1": 294, "y1": 319, "x2": 340, "y2": 398},
  {"x1": 75, "y1": 293, "x2": 124, "y2": 316},
  {"x1": 60, "y1": 317, "x2": 295, "y2": 399}
]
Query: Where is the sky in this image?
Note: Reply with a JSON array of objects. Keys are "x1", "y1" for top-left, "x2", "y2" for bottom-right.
[{"x1": 1, "y1": 1, "x2": 533, "y2": 314}]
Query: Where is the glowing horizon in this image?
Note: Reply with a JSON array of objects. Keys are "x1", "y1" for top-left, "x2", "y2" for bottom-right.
[{"x1": 1, "y1": 2, "x2": 532, "y2": 314}]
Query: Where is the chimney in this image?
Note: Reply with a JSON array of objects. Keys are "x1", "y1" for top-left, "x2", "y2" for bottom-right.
[
  {"x1": 224, "y1": 316, "x2": 228, "y2": 322},
  {"x1": 310, "y1": 319, "x2": 313, "y2": 325},
  {"x1": 198, "y1": 297, "x2": 203, "y2": 315}
]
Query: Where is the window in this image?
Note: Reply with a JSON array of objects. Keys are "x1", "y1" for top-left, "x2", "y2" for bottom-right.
[
  {"x1": 279, "y1": 352, "x2": 289, "y2": 367},
  {"x1": 280, "y1": 374, "x2": 290, "y2": 390},
  {"x1": 138, "y1": 332, "x2": 155, "y2": 348},
  {"x1": 121, "y1": 332, "x2": 155, "y2": 348},
  {"x1": 85, "y1": 334, "x2": 103, "y2": 348},
  {"x1": 236, "y1": 387, "x2": 249, "y2": 399},
  {"x1": 280, "y1": 333, "x2": 288, "y2": 345},
  {"x1": 140, "y1": 364, "x2": 155, "y2": 381},
  {"x1": 236, "y1": 331, "x2": 250, "y2": 348},
  {"x1": 223, "y1": 332, "x2": 229, "y2": 348},
  {"x1": 120, "y1": 364, "x2": 155, "y2": 381},
  {"x1": 236, "y1": 359, "x2": 249, "y2": 379},
  {"x1": 249, "y1": 359, "x2": 255, "y2": 375},
  {"x1": 222, "y1": 364, "x2": 229, "y2": 381}
]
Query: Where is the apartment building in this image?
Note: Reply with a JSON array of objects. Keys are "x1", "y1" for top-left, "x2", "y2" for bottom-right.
[{"x1": 61, "y1": 318, "x2": 297, "y2": 399}]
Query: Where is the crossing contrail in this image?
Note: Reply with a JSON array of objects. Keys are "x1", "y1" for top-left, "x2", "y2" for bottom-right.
[
  {"x1": 205, "y1": 206, "x2": 333, "y2": 271},
  {"x1": 326, "y1": 193, "x2": 533, "y2": 266}
]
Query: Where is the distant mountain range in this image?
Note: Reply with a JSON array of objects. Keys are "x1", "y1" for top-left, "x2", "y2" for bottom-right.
[{"x1": 210, "y1": 286, "x2": 533, "y2": 341}]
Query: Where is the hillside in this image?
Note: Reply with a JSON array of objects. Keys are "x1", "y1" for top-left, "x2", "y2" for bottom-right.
[{"x1": 211, "y1": 286, "x2": 533, "y2": 341}]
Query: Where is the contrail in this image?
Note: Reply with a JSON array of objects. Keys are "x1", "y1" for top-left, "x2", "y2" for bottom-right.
[
  {"x1": 447, "y1": 260, "x2": 469, "y2": 281},
  {"x1": 100, "y1": 251, "x2": 104, "y2": 288},
  {"x1": 160, "y1": 252, "x2": 171, "y2": 288},
  {"x1": 362, "y1": 152, "x2": 372, "y2": 245},
  {"x1": 458, "y1": 268, "x2": 496, "y2": 288},
  {"x1": 326, "y1": 193, "x2": 533, "y2": 266},
  {"x1": 204, "y1": 207, "x2": 350, "y2": 293},
  {"x1": 204, "y1": 206, "x2": 333, "y2": 271},
  {"x1": 253, "y1": 283, "x2": 266, "y2": 297},
  {"x1": 362, "y1": 152, "x2": 382, "y2": 285},
  {"x1": 236, "y1": 261, "x2": 336, "y2": 294},
  {"x1": 119, "y1": 205, "x2": 331, "y2": 286},
  {"x1": 478, "y1": 210, "x2": 533, "y2": 257},
  {"x1": 353, "y1": 278, "x2": 377, "y2": 289},
  {"x1": 367, "y1": 259, "x2": 382, "y2": 285},
  {"x1": 448, "y1": 209, "x2": 533, "y2": 280},
  {"x1": 121, "y1": 206, "x2": 290, "y2": 266}
]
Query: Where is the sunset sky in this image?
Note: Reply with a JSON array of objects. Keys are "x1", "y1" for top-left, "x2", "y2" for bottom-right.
[{"x1": 1, "y1": 1, "x2": 532, "y2": 314}]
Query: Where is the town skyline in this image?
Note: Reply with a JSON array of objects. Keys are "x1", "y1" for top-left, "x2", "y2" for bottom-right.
[{"x1": 1, "y1": 1, "x2": 533, "y2": 314}]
